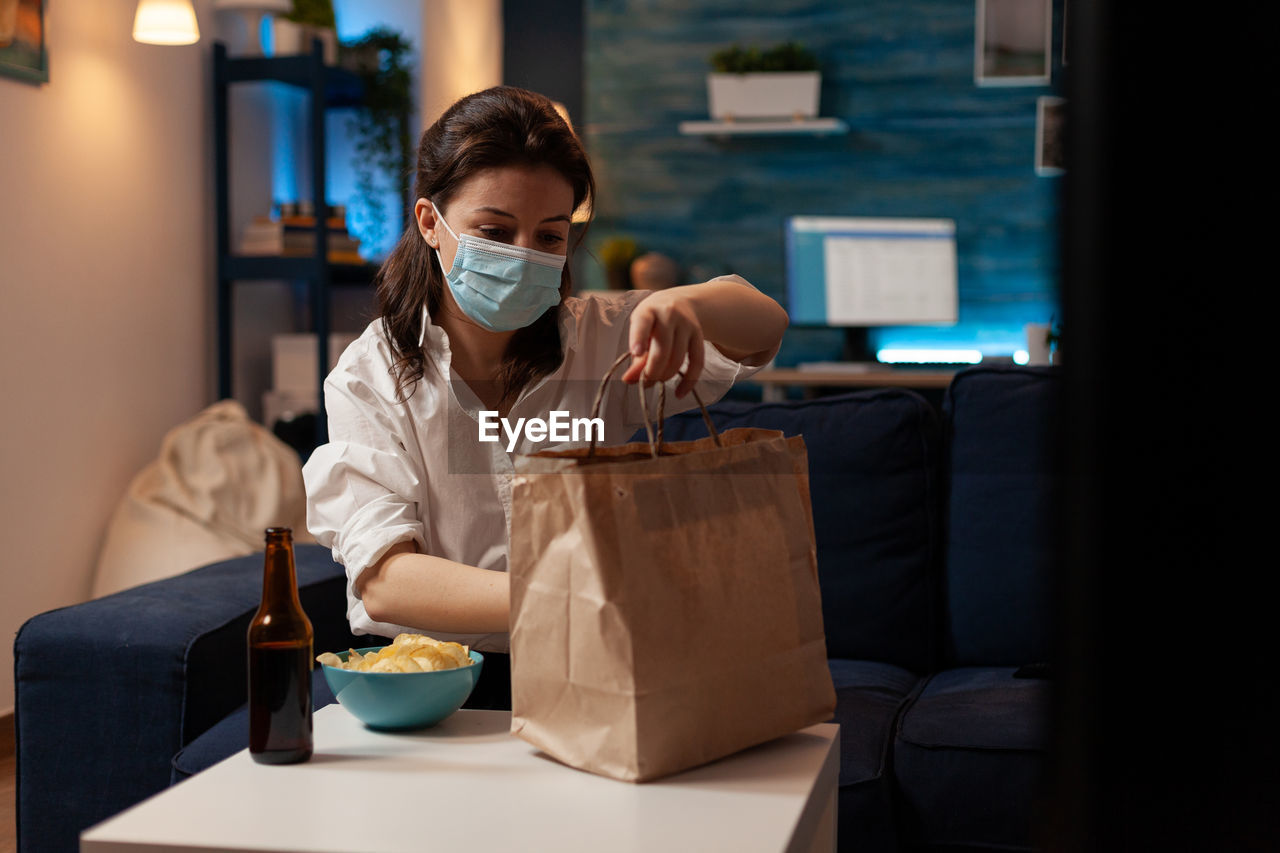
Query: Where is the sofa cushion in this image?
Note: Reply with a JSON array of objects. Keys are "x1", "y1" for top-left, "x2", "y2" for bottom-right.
[
  {"x1": 943, "y1": 366, "x2": 1061, "y2": 666},
  {"x1": 827, "y1": 659, "x2": 921, "y2": 852},
  {"x1": 656, "y1": 390, "x2": 942, "y2": 673},
  {"x1": 172, "y1": 668, "x2": 338, "y2": 780},
  {"x1": 893, "y1": 667, "x2": 1049, "y2": 850}
]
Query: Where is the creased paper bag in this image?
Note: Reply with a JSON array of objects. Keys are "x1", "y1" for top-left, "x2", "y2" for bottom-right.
[{"x1": 509, "y1": 407, "x2": 836, "y2": 782}]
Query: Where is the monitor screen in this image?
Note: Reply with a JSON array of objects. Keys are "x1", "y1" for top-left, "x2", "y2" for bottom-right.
[{"x1": 785, "y1": 216, "x2": 959, "y2": 327}]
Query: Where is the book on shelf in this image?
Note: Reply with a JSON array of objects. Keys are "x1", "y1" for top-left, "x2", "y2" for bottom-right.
[
  {"x1": 238, "y1": 214, "x2": 365, "y2": 263},
  {"x1": 279, "y1": 214, "x2": 347, "y2": 229}
]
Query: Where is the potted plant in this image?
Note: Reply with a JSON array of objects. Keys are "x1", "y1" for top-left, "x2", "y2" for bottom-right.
[
  {"x1": 272, "y1": 0, "x2": 337, "y2": 63},
  {"x1": 341, "y1": 27, "x2": 414, "y2": 252},
  {"x1": 706, "y1": 41, "x2": 821, "y2": 121},
  {"x1": 598, "y1": 236, "x2": 639, "y2": 290},
  {"x1": 1046, "y1": 320, "x2": 1062, "y2": 365}
]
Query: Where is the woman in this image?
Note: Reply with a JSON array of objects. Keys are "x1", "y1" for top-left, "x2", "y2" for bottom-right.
[{"x1": 302, "y1": 86, "x2": 787, "y2": 707}]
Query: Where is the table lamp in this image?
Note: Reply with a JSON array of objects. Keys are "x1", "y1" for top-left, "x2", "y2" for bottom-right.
[{"x1": 133, "y1": 0, "x2": 200, "y2": 45}]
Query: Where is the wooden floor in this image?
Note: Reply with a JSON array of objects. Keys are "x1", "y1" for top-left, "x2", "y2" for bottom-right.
[
  {"x1": 1, "y1": 754, "x2": 13, "y2": 853},
  {"x1": 1, "y1": 713, "x2": 14, "y2": 853}
]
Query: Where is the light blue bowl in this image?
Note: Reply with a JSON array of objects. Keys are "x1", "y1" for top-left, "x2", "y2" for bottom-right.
[{"x1": 320, "y1": 646, "x2": 484, "y2": 731}]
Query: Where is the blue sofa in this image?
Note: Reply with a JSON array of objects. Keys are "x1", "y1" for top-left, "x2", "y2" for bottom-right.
[{"x1": 14, "y1": 365, "x2": 1060, "y2": 852}]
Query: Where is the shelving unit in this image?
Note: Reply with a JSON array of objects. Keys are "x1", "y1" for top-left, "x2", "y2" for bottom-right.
[{"x1": 213, "y1": 39, "x2": 377, "y2": 448}]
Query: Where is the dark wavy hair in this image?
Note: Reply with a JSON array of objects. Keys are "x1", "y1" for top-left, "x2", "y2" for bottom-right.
[{"x1": 375, "y1": 86, "x2": 594, "y2": 404}]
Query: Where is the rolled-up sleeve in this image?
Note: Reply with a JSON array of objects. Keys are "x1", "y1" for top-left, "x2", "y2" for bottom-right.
[
  {"x1": 686, "y1": 274, "x2": 768, "y2": 400},
  {"x1": 303, "y1": 357, "x2": 429, "y2": 597}
]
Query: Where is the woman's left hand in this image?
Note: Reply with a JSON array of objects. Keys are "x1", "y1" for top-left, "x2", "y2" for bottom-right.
[{"x1": 622, "y1": 289, "x2": 704, "y2": 398}]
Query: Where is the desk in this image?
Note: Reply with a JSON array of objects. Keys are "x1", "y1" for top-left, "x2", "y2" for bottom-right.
[
  {"x1": 753, "y1": 367, "x2": 958, "y2": 402},
  {"x1": 81, "y1": 706, "x2": 840, "y2": 853}
]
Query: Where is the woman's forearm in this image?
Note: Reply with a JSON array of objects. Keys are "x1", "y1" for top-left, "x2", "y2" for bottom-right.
[
  {"x1": 355, "y1": 541, "x2": 510, "y2": 634},
  {"x1": 684, "y1": 278, "x2": 788, "y2": 365}
]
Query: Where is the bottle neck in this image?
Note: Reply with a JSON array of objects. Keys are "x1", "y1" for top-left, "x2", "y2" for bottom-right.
[{"x1": 261, "y1": 535, "x2": 302, "y2": 611}]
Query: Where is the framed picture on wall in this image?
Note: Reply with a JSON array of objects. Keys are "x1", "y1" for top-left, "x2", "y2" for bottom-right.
[
  {"x1": 975, "y1": 0, "x2": 1050, "y2": 86},
  {"x1": 0, "y1": 0, "x2": 47, "y2": 85},
  {"x1": 1036, "y1": 96, "x2": 1065, "y2": 175}
]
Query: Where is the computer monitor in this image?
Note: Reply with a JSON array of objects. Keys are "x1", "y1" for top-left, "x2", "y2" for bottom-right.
[{"x1": 785, "y1": 216, "x2": 959, "y2": 360}]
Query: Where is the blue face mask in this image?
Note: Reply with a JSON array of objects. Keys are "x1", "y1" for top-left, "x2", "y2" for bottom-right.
[{"x1": 432, "y1": 204, "x2": 566, "y2": 332}]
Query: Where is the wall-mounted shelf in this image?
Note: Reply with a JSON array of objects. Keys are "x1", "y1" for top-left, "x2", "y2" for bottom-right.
[{"x1": 678, "y1": 117, "x2": 849, "y2": 136}]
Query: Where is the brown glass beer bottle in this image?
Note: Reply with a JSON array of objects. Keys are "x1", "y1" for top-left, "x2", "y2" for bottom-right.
[{"x1": 248, "y1": 527, "x2": 314, "y2": 764}]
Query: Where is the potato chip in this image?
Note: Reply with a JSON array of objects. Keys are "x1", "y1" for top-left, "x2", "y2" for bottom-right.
[
  {"x1": 408, "y1": 644, "x2": 450, "y2": 671},
  {"x1": 435, "y1": 642, "x2": 472, "y2": 669},
  {"x1": 370, "y1": 645, "x2": 402, "y2": 663},
  {"x1": 370, "y1": 655, "x2": 418, "y2": 673},
  {"x1": 317, "y1": 633, "x2": 474, "y2": 672},
  {"x1": 392, "y1": 633, "x2": 430, "y2": 647}
]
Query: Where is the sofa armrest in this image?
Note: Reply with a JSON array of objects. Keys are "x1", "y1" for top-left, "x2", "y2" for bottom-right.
[{"x1": 14, "y1": 544, "x2": 356, "y2": 853}]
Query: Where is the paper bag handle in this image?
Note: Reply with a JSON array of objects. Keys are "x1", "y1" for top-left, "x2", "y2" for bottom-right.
[{"x1": 588, "y1": 351, "x2": 722, "y2": 459}]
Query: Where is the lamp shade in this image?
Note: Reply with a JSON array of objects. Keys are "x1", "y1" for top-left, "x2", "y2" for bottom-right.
[{"x1": 133, "y1": 0, "x2": 201, "y2": 45}]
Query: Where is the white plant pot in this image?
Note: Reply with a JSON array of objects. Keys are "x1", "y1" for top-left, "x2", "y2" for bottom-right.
[
  {"x1": 270, "y1": 18, "x2": 301, "y2": 54},
  {"x1": 706, "y1": 71, "x2": 821, "y2": 121},
  {"x1": 271, "y1": 19, "x2": 337, "y2": 64},
  {"x1": 1024, "y1": 323, "x2": 1051, "y2": 365},
  {"x1": 270, "y1": 18, "x2": 302, "y2": 54}
]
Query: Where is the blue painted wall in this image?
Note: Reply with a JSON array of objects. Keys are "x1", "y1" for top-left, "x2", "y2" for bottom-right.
[{"x1": 582, "y1": 0, "x2": 1064, "y2": 364}]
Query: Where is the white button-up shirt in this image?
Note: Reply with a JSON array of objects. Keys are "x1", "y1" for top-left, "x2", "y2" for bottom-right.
[{"x1": 302, "y1": 279, "x2": 764, "y2": 651}]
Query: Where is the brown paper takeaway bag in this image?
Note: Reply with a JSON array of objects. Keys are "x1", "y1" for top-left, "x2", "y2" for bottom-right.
[{"x1": 508, "y1": 357, "x2": 837, "y2": 782}]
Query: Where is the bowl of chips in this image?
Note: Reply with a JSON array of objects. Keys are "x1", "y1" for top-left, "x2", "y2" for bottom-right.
[{"x1": 317, "y1": 633, "x2": 483, "y2": 731}]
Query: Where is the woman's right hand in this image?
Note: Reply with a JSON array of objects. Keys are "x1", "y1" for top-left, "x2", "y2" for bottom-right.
[{"x1": 621, "y1": 289, "x2": 706, "y2": 398}]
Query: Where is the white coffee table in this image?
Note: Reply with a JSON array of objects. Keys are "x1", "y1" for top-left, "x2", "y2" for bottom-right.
[{"x1": 81, "y1": 705, "x2": 840, "y2": 853}]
